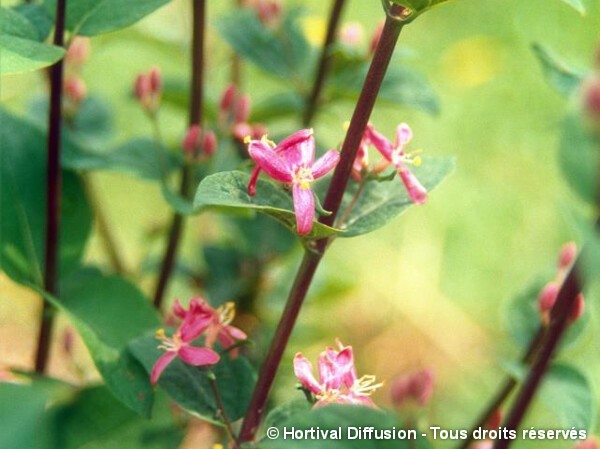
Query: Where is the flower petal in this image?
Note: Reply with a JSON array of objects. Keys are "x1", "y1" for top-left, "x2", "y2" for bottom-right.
[
  {"x1": 277, "y1": 129, "x2": 313, "y2": 153},
  {"x1": 248, "y1": 140, "x2": 293, "y2": 182},
  {"x1": 364, "y1": 124, "x2": 393, "y2": 161},
  {"x1": 247, "y1": 165, "x2": 261, "y2": 196},
  {"x1": 394, "y1": 123, "x2": 413, "y2": 148},
  {"x1": 293, "y1": 353, "x2": 322, "y2": 394},
  {"x1": 398, "y1": 169, "x2": 427, "y2": 205},
  {"x1": 172, "y1": 299, "x2": 186, "y2": 319},
  {"x1": 151, "y1": 351, "x2": 177, "y2": 385},
  {"x1": 292, "y1": 183, "x2": 315, "y2": 236},
  {"x1": 297, "y1": 135, "x2": 316, "y2": 166},
  {"x1": 311, "y1": 150, "x2": 340, "y2": 179},
  {"x1": 178, "y1": 345, "x2": 220, "y2": 366}
]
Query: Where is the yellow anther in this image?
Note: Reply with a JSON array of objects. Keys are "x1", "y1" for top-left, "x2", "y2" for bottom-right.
[
  {"x1": 243, "y1": 136, "x2": 252, "y2": 144},
  {"x1": 217, "y1": 302, "x2": 236, "y2": 325},
  {"x1": 155, "y1": 328, "x2": 166, "y2": 339},
  {"x1": 213, "y1": 444, "x2": 224, "y2": 449},
  {"x1": 413, "y1": 156, "x2": 422, "y2": 167}
]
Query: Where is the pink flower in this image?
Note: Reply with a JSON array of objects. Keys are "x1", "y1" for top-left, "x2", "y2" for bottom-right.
[
  {"x1": 247, "y1": 129, "x2": 340, "y2": 235},
  {"x1": 293, "y1": 341, "x2": 381, "y2": 407},
  {"x1": 389, "y1": 368, "x2": 435, "y2": 407},
  {"x1": 362, "y1": 123, "x2": 427, "y2": 204},
  {"x1": 151, "y1": 297, "x2": 245, "y2": 384},
  {"x1": 151, "y1": 305, "x2": 219, "y2": 385}
]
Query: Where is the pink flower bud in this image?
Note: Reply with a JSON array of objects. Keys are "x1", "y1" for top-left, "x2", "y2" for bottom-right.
[
  {"x1": 235, "y1": 94, "x2": 252, "y2": 124},
  {"x1": 558, "y1": 241, "x2": 577, "y2": 270},
  {"x1": 574, "y1": 438, "x2": 599, "y2": 449},
  {"x1": 583, "y1": 76, "x2": 600, "y2": 120},
  {"x1": 390, "y1": 368, "x2": 435, "y2": 407},
  {"x1": 135, "y1": 74, "x2": 151, "y2": 102},
  {"x1": 203, "y1": 129, "x2": 218, "y2": 156},
  {"x1": 182, "y1": 125, "x2": 201, "y2": 154},
  {"x1": 149, "y1": 66, "x2": 162, "y2": 95},
  {"x1": 485, "y1": 409, "x2": 503, "y2": 429},
  {"x1": 232, "y1": 122, "x2": 253, "y2": 143},
  {"x1": 338, "y1": 22, "x2": 364, "y2": 47},
  {"x1": 220, "y1": 83, "x2": 238, "y2": 113},
  {"x1": 369, "y1": 21, "x2": 385, "y2": 55},
  {"x1": 256, "y1": 0, "x2": 282, "y2": 25},
  {"x1": 64, "y1": 76, "x2": 87, "y2": 104},
  {"x1": 538, "y1": 281, "x2": 559, "y2": 317},
  {"x1": 65, "y1": 36, "x2": 90, "y2": 66}
]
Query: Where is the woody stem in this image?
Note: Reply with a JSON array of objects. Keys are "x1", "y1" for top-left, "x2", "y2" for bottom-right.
[{"x1": 238, "y1": 6, "x2": 406, "y2": 442}]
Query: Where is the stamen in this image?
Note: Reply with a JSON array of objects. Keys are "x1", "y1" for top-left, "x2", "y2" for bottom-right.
[
  {"x1": 218, "y1": 302, "x2": 236, "y2": 325},
  {"x1": 353, "y1": 374, "x2": 383, "y2": 395}
]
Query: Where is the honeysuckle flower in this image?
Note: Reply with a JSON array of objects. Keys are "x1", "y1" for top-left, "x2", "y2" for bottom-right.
[
  {"x1": 151, "y1": 297, "x2": 222, "y2": 385},
  {"x1": 293, "y1": 341, "x2": 382, "y2": 408},
  {"x1": 389, "y1": 368, "x2": 435, "y2": 407},
  {"x1": 247, "y1": 129, "x2": 340, "y2": 235},
  {"x1": 65, "y1": 36, "x2": 90, "y2": 67},
  {"x1": 204, "y1": 301, "x2": 248, "y2": 356},
  {"x1": 363, "y1": 123, "x2": 427, "y2": 204}
]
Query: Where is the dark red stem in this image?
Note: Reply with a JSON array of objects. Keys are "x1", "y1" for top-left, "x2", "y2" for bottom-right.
[
  {"x1": 35, "y1": 0, "x2": 67, "y2": 375},
  {"x1": 153, "y1": 0, "x2": 205, "y2": 309},
  {"x1": 493, "y1": 257, "x2": 584, "y2": 449},
  {"x1": 302, "y1": 0, "x2": 347, "y2": 126},
  {"x1": 238, "y1": 8, "x2": 406, "y2": 442}
]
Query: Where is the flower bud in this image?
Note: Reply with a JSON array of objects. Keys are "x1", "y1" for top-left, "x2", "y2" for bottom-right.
[
  {"x1": 64, "y1": 76, "x2": 87, "y2": 104},
  {"x1": 256, "y1": 0, "x2": 282, "y2": 26},
  {"x1": 574, "y1": 438, "x2": 599, "y2": 449},
  {"x1": 235, "y1": 94, "x2": 252, "y2": 124},
  {"x1": 219, "y1": 83, "x2": 238, "y2": 113},
  {"x1": 390, "y1": 368, "x2": 435, "y2": 407},
  {"x1": 538, "y1": 281, "x2": 559, "y2": 322},
  {"x1": 558, "y1": 241, "x2": 577, "y2": 270},
  {"x1": 485, "y1": 408, "x2": 503, "y2": 429},
  {"x1": 582, "y1": 75, "x2": 600, "y2": 120},
  {"x1": 202, "y1": 129, "x2": 218, "y2": 156},
  {"x1": 149, "y1": 66, "x2": 162, "y2": 95},
  {"x1": 134, "y1": 68, "x2": 162, "y2": 112},
  {"x1": 65, "y1": 36, "x2": 90, "y2": 66},
  {"x1": 338, "y1": 22, "x2": 364, "y2": 47},
  {"x1": 182, "y1": 125, "x2": 201, "y2": 154}
]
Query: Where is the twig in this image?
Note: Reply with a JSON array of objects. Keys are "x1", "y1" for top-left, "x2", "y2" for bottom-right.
[
  {"x1": 35, "y1": 0, "x2": 67, "y2": 374},
  {"x1": 209, "y1": 373, "x2": 241, "y2": 449}
]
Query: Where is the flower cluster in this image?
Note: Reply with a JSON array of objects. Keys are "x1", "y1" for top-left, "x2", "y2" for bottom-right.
[
  {"x1": 63, "y1": 36, "x2": 90, "y2": 111},
  {"x1": 182, "y1": 124, "x2": 218, "y2": 162},
  {"x1": 355, "y1": 123, "x2": 428, "y2": 205},
  {"x1": 219, "y1": 83, "x2": 267, "y2": 144},
  {"x1": 293, "y1": 340, "x2": 382, "y2": 407},
  {"x1": 537, "y1": 242, "x2": 585, "y2": 325},
  {"x1": 151, "y1": 297, "x2": 246, "y2": 385},
  {"x1": 246, "y1": 129, "x2": 340, "y2": 236}
]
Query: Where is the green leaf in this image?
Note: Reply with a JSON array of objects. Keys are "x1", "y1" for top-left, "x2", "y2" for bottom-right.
[
  {"x1": 11, "y1": 4, "x2": 53, "y2": 41},
  {"x1": 338, "y1": 157, "x2": 454, "y2": 237},
  {"x1": 260, "y1": 404, "x2": 427, "y2": 449},
  {"x1": 0, "y1": 383, "x2": 57, "y2": 449},
  {"x1": 541, "y1": 364, "x2": 594, "y2": 430},
  {"x1": 560, "y1": 0, "x2": 586, "y2": 14},
  {"x1": 43, "y1": 0, "x2": 170, "y2": 36},
  {"x1": 193, "y1": 171, "x2": 341, "y2": 239},
  {"x1": 260, "y1": 400, "x2": 311, "y2": 437},
  {"x1": 503, "y1": 278, "x2": 589, "y2": 350},
  {"x1": 386, "y1": 0, "x2": 452, "y2": 22},
  {"x1": 41, "y1": 271, "x2": 160, "y2": 417},
  {"x1": 0, "y1": 108, "x2": 92, "y2": 287},
  {"x1": 0, "y1": 7, "x2": 65, "y2": 74},
  {"x1": 215, "y1": 8, "x2": 314, "y2": 81},
  {"x1": 56, "y1": 386, "x2": 183, "y2": 449},
  {"x1": 504, "y1": 363, "x2": 594, "y2": 430},
  {"x1": 331, "y1": 62, "x2": 440, "y2": 114},
  {"x1": 129, "y1": 334, "x2": 256, "y2": 423},
  {"x1": 559, "y1": 113, "x2": 600, "y2": 205},
  {"x1": 532, "y1": 44, "x2": 585, "y2": 98}
]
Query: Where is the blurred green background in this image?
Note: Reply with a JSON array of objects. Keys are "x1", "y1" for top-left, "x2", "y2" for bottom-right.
[{"x1": 1, "y1": 0, "x2": 599, "y2": 448}]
